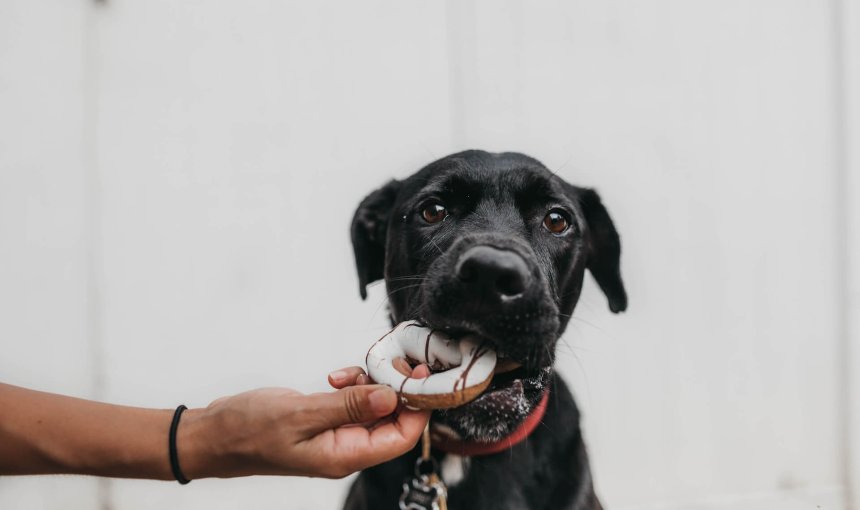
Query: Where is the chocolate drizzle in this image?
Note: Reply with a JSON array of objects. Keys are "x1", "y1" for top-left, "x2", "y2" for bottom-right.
[
  {"x1": 424, "y1": 329, "x2": 435, "y2": 366},
  {"x1": 398, "y1": 375, "x2": 410, "y2": 399},
  {"x1": 453, "y1": 341, "x2": 489, "y2": 402}
]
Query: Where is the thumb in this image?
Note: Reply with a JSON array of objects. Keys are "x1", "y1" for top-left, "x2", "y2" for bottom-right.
[{"x1": 302, "y1": 384, "x2": 399, "y2": 431}]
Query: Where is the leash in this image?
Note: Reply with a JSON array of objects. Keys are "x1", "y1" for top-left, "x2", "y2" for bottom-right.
[{"x1": 399, "y1": 424, "x2": 448, "y2": 510}]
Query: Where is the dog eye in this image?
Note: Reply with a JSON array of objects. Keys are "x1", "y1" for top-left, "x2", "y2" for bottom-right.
[
  {"x1": 543, "y1": 210, "x2": 569, "y2": 234},
  {"x1": 421, "y1": 202, "x2": 448, "y2": 224}
]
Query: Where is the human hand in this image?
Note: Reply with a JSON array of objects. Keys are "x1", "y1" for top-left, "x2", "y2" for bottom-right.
[{"x1": 178, "y1": 361, "x2": 430, "y2": 479}]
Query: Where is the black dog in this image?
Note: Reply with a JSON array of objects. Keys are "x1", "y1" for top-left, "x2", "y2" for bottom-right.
[{"x1": 347, "y1": 150, "x2": 626, "y2": 510}]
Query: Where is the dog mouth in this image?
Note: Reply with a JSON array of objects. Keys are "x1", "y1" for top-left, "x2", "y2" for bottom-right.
[
  {"x1": 468, "y1": 347, "x2": 550, "y2": 406},
  {"x1": 493, "y1": 356, "x2": 523, "y2": 374},
  {"x1": 415, "y1": 324, "x2": 553, "y2": 442},
  {"x1": 433, "y1": 359, "x2": 552, "y2": 442},
  {"x1": 478, "y1": 360, "x2": 542, "y2": 409}
]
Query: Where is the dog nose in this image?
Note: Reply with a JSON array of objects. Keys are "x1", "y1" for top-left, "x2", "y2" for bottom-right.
[{"x1": 455, "y1": 246, "x2": 531, "y2": 299}]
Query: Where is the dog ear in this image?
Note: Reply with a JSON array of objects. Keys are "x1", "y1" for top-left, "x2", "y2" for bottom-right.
[
  {"x1": 578, "y1": 188, "x2": 628, "y2": 313},
  {"x1": 350, "y1": 179, "x2": 401, "y2": 300}
]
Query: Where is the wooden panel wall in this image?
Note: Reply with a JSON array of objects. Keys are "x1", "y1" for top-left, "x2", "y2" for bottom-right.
[
  {"x1": 0, "y1": 1, "x2": 101, "y2": 507},
  {"x1": 92, "y1": 2, "x2": 453, "y2": 508},
  {"x1": 840, "y1": 0, "x2": 859, "y2": 508}
]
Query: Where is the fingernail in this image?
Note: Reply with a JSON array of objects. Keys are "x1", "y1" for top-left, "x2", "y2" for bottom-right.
[
  {"x1": 329, "y1": 370, "x2": 347, "y2": 382},
  {"x1": 369, "y1": 388, "x2": 395, "y2": 414},
  {"x1": 413, "y1": 364, "x2": 430, "y2": 378}
]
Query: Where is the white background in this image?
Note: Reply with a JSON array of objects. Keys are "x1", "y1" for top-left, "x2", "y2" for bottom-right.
[{"x1": 1, "y1": 1, "x2": 859, "y2": 509}]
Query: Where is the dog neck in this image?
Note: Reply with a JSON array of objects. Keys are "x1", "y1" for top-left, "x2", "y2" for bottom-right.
[{"x1": 429, "y1": 390, "x2": 550, "y2": 457}]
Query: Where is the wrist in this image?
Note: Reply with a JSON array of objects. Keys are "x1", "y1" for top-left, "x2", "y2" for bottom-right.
[{"x1": 175, "y1": 407, "x2": 216, "y2": 480}]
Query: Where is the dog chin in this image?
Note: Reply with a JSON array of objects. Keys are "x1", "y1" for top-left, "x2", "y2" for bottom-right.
[{"x1": 434, "y1": 366, "x2": 552, "y2": 442}]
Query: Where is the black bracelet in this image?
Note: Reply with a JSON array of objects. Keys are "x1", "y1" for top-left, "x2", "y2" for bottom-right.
[{"x1": 168, "y1": 404, "x2": 191, "y2": 485}]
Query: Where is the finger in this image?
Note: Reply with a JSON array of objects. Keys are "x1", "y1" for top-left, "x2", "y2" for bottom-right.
[
  {"x1": 328, "y1": 366, "x2": 367, "y2": 389},
  {"x1": 410, "y1": 364, "x2": 430, "y2": 379},
  {"x1": 356, "y1": 373, "x2": 371, "y2": 385},
  {"x1": 299, "y1": 385, "x2": 399, "y2": 432},
  {"x1": 392, "y1": 357, "x2": 412, "y2": 376},
  {"x1": 309, "y1": 407, "x2": 431, "y2": 476}
]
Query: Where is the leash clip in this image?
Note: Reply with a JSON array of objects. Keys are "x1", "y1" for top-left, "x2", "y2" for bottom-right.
[{"x1": 399, "y1": 472, "x2": 446, "y2": 510}]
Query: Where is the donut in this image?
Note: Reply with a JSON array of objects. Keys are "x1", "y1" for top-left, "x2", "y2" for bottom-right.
[{"x1": 365, "y1": 321, "x2": 498, "y2": 409}]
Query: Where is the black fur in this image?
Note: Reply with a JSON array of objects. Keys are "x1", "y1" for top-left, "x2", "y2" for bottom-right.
[{"x1": 348, "y1": 150, "x2": 625, "y2": 509}]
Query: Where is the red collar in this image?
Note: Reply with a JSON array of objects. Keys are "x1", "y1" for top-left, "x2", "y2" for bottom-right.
[{"x1": 429, "y1": 390, "x2": 550, "y2": 456}]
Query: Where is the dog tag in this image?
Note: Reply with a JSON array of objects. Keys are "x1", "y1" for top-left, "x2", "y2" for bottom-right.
[{"x1": 399, "y1": 474, "x2": 446, "y2": 510}]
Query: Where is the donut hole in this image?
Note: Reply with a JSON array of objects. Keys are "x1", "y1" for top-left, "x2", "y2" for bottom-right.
[
  {"x1": 392, "y1": 356, "x2": 448, "y2": 377},
  {"x1": 391, "y1": 357, "x2": 413, "y2": 376}
]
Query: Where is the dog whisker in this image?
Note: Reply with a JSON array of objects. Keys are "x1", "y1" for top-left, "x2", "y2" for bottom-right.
[
  {"x1": 566, "y1": 315, "x2": 608, "y2": 335},
  {"x1": 420, "y1": 228, "x2": 454, "y2": 258},
  {"x1": 385, "y1": 274, "x2": 430, "y2": 282},
  {"x1": 429, "y1": 238, "x2": 443, "y2": 255},
  {"x1": 557, "y1": 336, "x2": 590, "y2": 355},
  {"x1": 369, "y1": 283, "x2": 425, "y2": 323},
  {"x1": 367, "y1": 275, "x2": 428, "y2": 290},
  {"x1": 548, "y1": 154, "x2": 574, "y2": 179}
]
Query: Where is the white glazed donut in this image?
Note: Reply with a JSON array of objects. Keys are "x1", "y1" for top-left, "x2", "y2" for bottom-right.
[{"x1": 365, "y1": 321, "x2": 497, "y2": 409}]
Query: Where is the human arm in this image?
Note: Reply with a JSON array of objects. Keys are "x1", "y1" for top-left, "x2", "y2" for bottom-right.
[{"x1": 0, "y1": 364, "x2": 429, "y2": 480}]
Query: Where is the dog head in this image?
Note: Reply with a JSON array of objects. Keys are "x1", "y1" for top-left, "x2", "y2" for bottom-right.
[{"x1": 351, "y1": 150, "x2": 626, "y2": 441}]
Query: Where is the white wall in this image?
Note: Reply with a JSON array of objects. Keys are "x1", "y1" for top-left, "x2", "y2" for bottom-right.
[
  {"x1": 0, "y1": 1, "x2": 854, "y2": 509},
  {"x1": 842, "y1": 0, "x2": 860, "y2": 506},
  {"x1": 0, "y1": 1, "x2": 103, "y2": 507}
]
